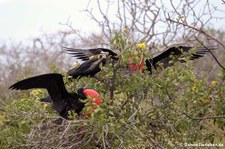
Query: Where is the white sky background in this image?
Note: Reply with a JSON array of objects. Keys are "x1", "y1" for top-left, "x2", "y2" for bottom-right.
[
  {"x1": 0, "y1": 0, "x2": 95, "y2": 41},
  {"x1": 0, "y1": 0, "x2": 224, "y2": 42}
]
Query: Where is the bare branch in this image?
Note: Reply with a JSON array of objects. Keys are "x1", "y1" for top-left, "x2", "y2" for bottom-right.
[
  {"x1": 194, "y1": 36, "x2": 225, "y2": 71},
  {"x1": 166, "y1": 17, "x2": 225, "y2": 49}
]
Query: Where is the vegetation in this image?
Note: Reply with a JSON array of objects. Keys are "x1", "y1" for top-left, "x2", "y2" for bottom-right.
[
  {"x1": 0, "y1": 0, "x2": 225, "y2": 148},
  {"x1": 1, "y1": 33, "x2": 225, "y2": 148}
]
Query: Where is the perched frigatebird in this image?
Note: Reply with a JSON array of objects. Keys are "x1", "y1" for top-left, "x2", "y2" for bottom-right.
[
  {"x1": 63, "y1": 45, "x2": 216, "y2": 77},
  {"x1": 62, "y1": 47, "x2": 118, "y2": 78},
  {"x1": 9, "y1": 73, "x2": 101, "y2": 119}
]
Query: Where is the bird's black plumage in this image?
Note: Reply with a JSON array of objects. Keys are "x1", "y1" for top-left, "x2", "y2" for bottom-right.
[
  {"x1": 9, "y1": 73, "x2": 85, "y2": 119},
  {"x1": 62, "y1": 47, "x2": 118, "y2": 78},
  {"x1": 145, "y1": 45, "x2": 216, "y2": 73},
  {"x1": 62, "y1": 47, "x2": 118, "y2": 61},
  {"x1": 67, "y1": 57, "x2": 107, "y2": 78},
  {"x1": 63, "y1": 45, "x2": 216, "y2": 76}
]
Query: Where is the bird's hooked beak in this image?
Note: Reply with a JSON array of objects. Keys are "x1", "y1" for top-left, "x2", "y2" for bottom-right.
[
  {"x1": 77, "y1": 84, "x2": 89, "y2": 99},
  {"x1": 77, "y1": 88, "x2": 86, "y2": 99},
  {"x1": 77, "y1": 84, "x2": 88, "y2": 99}
]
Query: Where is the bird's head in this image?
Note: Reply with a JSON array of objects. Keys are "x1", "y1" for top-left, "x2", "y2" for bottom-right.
[
  {"x1": 77, "y1": 88, "x2": 102, "y2": 116},
  {"x1": 77, "y1": 88, "x2": 86, "y2": 99},
  {"x1": 77, "y1": 88, "x2": 101, "y2": 105}
]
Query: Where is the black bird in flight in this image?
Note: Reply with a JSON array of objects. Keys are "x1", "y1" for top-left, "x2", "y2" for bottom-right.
[
  {"x1": 145, "y1": 45, "x2": 216, "y2": 74},
  {"x1": 63, "y1": 45, "x2": 216, "y2": 77},
  {"x1": 62, "y1": 47, "x2": 118, "y2": 78},
  {"x1": 9, "y1": 73, "x2": 98, "y2": 119}
]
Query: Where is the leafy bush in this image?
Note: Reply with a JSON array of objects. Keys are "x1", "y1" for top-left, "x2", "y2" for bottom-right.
[{"x1": 1, "y1": 33, "x2": 225, "y2": 148}]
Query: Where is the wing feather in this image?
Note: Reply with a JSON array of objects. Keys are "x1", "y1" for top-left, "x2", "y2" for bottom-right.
[
  {"x1": 67, "y1": 58, "x2": 105, "y2": 78},
  {"x1": 9, "y1": 73, "x2": 69, "y2": 102},
  {"x1": 146, "y1": 45, "x2": 217, "y2": 72},
  {"x1": 62, "y1": 47, "x2": 118, "y2": 61}
]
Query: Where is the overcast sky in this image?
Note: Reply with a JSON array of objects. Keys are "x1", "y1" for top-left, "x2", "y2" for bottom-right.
[
  {"x1": 0, "y1": 0, "x2": 224, "y2": 42},
  {"x1": 0, "y1": 0, "x2": 94, "y2": 41}
]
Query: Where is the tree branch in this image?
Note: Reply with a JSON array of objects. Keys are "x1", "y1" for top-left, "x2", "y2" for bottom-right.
[
  {"x1": 166, "y1": 18, "x2": 225, "y2": 50},
  {"x1": 194, "y1": 36, "x2": 225, "y2": 71}
]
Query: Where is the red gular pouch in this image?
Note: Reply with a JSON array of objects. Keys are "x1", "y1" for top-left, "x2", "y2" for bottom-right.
[
  {"x1": 80, "y1": 89, "x2": 102, "y2": 116},
  {"x1": 128, "y1": 50, "x2": 145, "y2": 73}
]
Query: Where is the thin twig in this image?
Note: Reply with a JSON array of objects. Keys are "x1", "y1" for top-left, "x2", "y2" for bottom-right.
[
  {"x1": 194, "y1": 36, "x2": 225, "y2": 71},
  {"x1": 183, "y1": 113, "x2": 225, "y2": 120},
  {"x1": 110, "y1": 60, "x2": 119, "y2": 100},
  {"x1": 166, "y1": 18, "x2": 225, "y2": 50}
]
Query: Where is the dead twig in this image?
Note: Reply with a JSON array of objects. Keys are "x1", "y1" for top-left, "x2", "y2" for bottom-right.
[
  {"x1": 194, "y1": 36, "x2": 225, "y2": 71},
  {"x1": 166, "y1": 18, "x2": 225, "y2": 50}
]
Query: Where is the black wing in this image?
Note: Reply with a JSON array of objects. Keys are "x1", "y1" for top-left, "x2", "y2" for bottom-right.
[
  {"x1": 67, "y1": 58, "x2": 106, "y2": 78},
  {"x1": 62, "y1": 47, "x2": 118, "y2": 61},
  {"x1": 95, "y1": 48, "x2": 118, "y2": 59},
  {"x1": 9, "y1": 73, "x2": 69, "y2": 103},
  {"x1": 146, "y1": 45, "x2": 217, "y2": 73}
]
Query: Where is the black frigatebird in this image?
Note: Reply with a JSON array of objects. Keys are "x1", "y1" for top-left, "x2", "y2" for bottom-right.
[
  {"x1": 62, "y1": 47, "x2": 118, "y2": 78},
  {"x1": 9, "y1": 73, "x2": 101, "y2": 119},
  {"x1": 145, "y1": 45, "x2": 216, "y2": 74},
  {"x1": 63, "y1": 45, "x2": 216, "y2": 76}
]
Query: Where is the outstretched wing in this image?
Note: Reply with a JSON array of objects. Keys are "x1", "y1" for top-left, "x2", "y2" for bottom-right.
[
  {"x1": 146, "y1": 45, "x2": 217, "y2": 73},
  {"x1": 62, "y1": 47, "x2": 102, "y2": 61},
  {"x1": 9, "y1": 73, "x2": 69, "y2": 102},
  {"x1": 189, "y1": 46, "x2": 216, "y2": 60},
  {"x1": 96, "y1": 48, "x2": 119, "y2": 59},
  {"x1": 62, "y1": 47, "x2": 118, "y2": 61},
  {"x1": 67, "y1": 58, "x2": 106, "y2": 78}
]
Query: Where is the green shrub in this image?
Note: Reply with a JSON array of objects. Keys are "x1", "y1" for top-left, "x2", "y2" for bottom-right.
[{"x1": 1, "y1": 33, "x2": 224, "y2": 148}]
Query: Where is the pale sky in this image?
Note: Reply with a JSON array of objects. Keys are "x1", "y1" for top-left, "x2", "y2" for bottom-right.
[
  {"x1": 0, "y1": 0, "x2": 94, "y2": 41},
  {"x1": 0, "y1": 0, "x2": 224, "y2": 42}
]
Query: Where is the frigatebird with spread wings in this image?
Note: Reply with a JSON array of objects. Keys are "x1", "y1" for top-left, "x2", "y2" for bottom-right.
[
  {"x1": 63, "y1": 45, "x2": 216, "y2": 77},
  {"x1": 9, "y1": 73, "x2": 101, "y2": 119},
  {"x1": 62, "y1": 47, "x2": 118, "y2": 78},
  {"x1": 145, "y1": 45, "x2": 216, "y2": 73}
]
